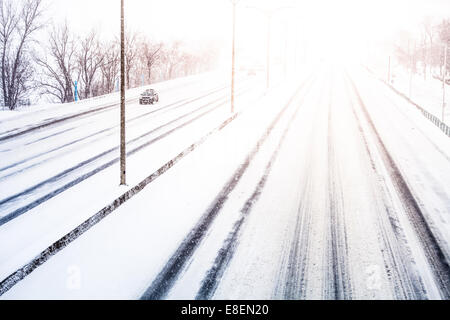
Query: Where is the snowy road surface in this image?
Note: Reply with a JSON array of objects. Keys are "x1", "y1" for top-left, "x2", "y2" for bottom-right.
[{"x1": 0, "y1": 66, "x2": 449, "y2": 300}]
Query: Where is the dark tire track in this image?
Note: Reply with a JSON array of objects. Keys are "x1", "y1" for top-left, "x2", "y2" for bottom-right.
[
  {"x1": 0, "y1": 76, "x2": 225, "y2": 142},
  {"x1": 0, "y1": 103, "x2": 244, "y2": 297},
  {"x1": 0, "y1": 87, "x2": 250, "y2": 226},
  {"x1": 274, "y1": 77, "x2": 328, "y2": 300},
  {"x1": 325, "y1": 74, "x2": 352, "y2": 300},
  {"x1": 140, "y1": 76, "x2": 315, "y2": 300},
  {"x1": 0, "y1": 98, "x2": 138, "y2": 143},
  {"x1": 278, "y1": 171, "x2": 314, "y2": 299},
  {"x1": 346, "y1": 74, "x2": 450, "y2": 299},
  {"x1": 24, "y1": 127, "x2": 77, "y2": 147},
  {"x1": 195, "y1": 77, "x2": 317, "y2": 300},
  {"x1": 342, "y1": 75, "x2": 425, "y2": 299},
  {"x1": 0, "y1": 84, "x2": 234, "y2": 175}
]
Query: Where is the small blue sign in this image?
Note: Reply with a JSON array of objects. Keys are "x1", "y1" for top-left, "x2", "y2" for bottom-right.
[{"x1": 74, "y1": 81, "x2": 78, "y2": 102}]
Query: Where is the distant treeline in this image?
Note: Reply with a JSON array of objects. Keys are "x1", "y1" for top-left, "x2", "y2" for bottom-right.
[
  {"x1": 393, "y1": 18, "x2": 450, "y2": 80},
  {"x1": 0, "y1": 0, "x2": 219, "y2": 110}
]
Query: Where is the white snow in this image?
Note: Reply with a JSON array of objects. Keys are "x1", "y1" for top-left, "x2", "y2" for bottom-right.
[{"x1": 0, "y1": 64, "x2": 449, "y2": 300}]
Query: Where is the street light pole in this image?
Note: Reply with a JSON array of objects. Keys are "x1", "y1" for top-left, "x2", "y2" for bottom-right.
[
  {"x1": 294, "y1": 33, "x2": 298, "y2": 73},
  {"x1": 408, "y1": 41, "x2": 416, "y2": 99},
  {"x1": 246, "y1": 6, "x2": 292, "y2": 90},
  {"x1": 283, "y1": 23, "x2": 288, "y2": 79},
  {"x1": 231, "y1": 0, "x2": 237, "y2": 114},
  {"x1": 120, "y1": 0, "x2": 126, "y2": 185},
  {"x1": 387, "y1": 55, "x2": 391, "y2": 84},
  {"x1": 266, "y1": 16, "x2": 271, "y2": 89},
  {"x1": 443, "y1": 42, "x2": 448, "y2": 123}
]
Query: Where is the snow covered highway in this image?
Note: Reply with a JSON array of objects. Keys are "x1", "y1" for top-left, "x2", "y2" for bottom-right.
[
  {"x1": 0, "y1": 66, "x2": 449, "y2": 300},
  {"x1": 0, "y1": 73, "x2": 257, "y2": 226}
]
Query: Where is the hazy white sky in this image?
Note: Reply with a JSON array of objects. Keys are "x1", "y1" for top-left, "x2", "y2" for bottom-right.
[
  {"x1": 48, "y1": 0, "x2": 231, "y2": 41},
  {"x1": 46, "y1": 0, "x2": 450, "y2": 37},
  {"x1": 44, "y1": 0, "x2": 450, "y2": 63}
]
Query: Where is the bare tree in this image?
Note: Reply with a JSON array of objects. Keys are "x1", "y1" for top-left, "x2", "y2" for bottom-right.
[
  {"x1": 124, "y1": 30, "x2": 138, "y2": 89},
  {"x1": 421, "y1": 17, "x2": 441, "y2": 77},
  {"x1": 76, "y1": 30, "x2": 104, "y2": 99},
  {"x1": 0, "y1": 0, "x2": 17, "y2": 107},
  {"x1": 160, "y1": 41, "x2": 185, "y2": 80},
  {"x1": 180, "y1": 52, "x2": 200, "y2": 76},
  {"x1": 35, "y1": 22, "x2": 76, "y2": 103},
  {"x1": 438, "y1": 19, "x2": 450, "y2": 43},
  {"x1": 0, "y1": 0, "x2": 43, "y2": 110},
  {"x1": 139, "y1": 38, "x2": 162, "y2": 85},
  {"x1": 431, "y1": 19, "x2": 450, "y2": 77},
  {"x1": 419, "y1": 32, "x2": 428, "y2": 80},
  {"x1": 180, "y1": 49, "x2": 215, "y2": 76},
  {"x1": 99, "y1": 39, "x2": 119, "y2": 94}
]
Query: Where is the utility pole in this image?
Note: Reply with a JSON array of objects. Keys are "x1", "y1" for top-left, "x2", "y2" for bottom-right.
[
  {"x1": 246, "y1": 6, "x2": 292, "y2": 90},
  {"x1": 284, "y1": 23, "x2": 288, "y2": 79},
  {"x1": 387, "y1": 56, "x2": 391, "y2": 84},
  {"x1": 120, "y1": 0, "x2": 126, "y2": 186},
  {"x1": 294, "y1": 33, "x2": 298, "y2": 73},
  {"x1": 266, "y1": 16, "x2": 271, "y2": 89},
  {"x1": 231, "y1": 0, "x2": 237, "y2": 114},
  {"x1": 443, "y1": 42, "x2": 448, "y2": 123},
  {"x1": 409, "y1": 41, "x2": 416, "y2": 99}
]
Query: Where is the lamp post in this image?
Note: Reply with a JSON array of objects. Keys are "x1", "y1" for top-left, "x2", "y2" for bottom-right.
[
  {"x1": 231, "y1": 0, "x2": 237, "y2": 114},
  {"x1": 443, "y1": 42, "x2": 448, "y2": 123},
  {"x1": 283, "y1": 22, "x2": 288, "y2": 79},
  {"x1": 402, "y1": 40, "x2": 447, "y2": 123},
  {"x1": 387, "y1": 56, "x2": 391, "y2": 84},
  {"x1": 246, "y1": 6, "x2": 292, "y2": 89},
  {"x1": 120, "y1": 0, "x2": 126, "y2": 186},
  {"x1": 266, "y1": 15, "x2": 271, "y2": 89},
  {"x1": 408, "y1": 40, "x2": 416, "y2": 99}
]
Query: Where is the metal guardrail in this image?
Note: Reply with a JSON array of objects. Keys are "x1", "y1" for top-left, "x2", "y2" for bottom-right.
[
  {"x1": 385, "y1": 82, "x2": 450, "y2": 137},
  {"x1": 364, "y1": 66, "x2": 450, "y2": 138}
]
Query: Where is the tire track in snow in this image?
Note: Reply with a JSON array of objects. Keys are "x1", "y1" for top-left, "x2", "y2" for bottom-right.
[
  {"x1": 273, "y1": 77, "x2": 328, "y2": 299},
  {"x1": 342, "y1": 75, "x2": 425, "y2": 299},
  {"x1": 195, "y1": 77, "x2": 317, "y2": 300},
  {"x1": 346, "y1": 74, "x2": 450, "y2": 299},
  {"x1": 0, "y1": 97, "x2": 246, "y2": 297},
  {"x1": 324, "y1": 74, "x2": 352, "y2": 299},
  {"x1": 0, "y1": 99, "x2": 137, "y2": 143},
  {"x1": 278, "y1": 168, "x2": 314, "y2": 299},
  {"x1": 0, "y1": 87, "x2": 250, "y2": 226},
  {"x1": 0, "y1": 76, "x2": 222, "y2": 142},
  {"x1": 24, "y1": 127, "x2": 77, "y2": 146},
  {"x1": 140, "y1": 76, "x2": 315, "y2": 300},
  {"x1": 0, "y1": 84, "x2": 233, "y2": 175}
]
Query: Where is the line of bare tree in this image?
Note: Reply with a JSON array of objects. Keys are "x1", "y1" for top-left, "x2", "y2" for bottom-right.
[
  {"x1": 0, "y1": 0, "x2": 44, "y2": 110},
  {"x1": 394, "y1": 18, "x2": 450, "y2": 81},
  {"x1": 0, "y1": 0, "x2": 218, "y2": 110}
]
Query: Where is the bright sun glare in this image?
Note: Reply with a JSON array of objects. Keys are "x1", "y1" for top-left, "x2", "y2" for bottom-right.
[
  {"x1": 290, "y1": 0, "x2": 408, "y2": 63},
  {"x1": 228, "y1": 0, "x2": 428, "y2": 67},
  {"x1": 50, "y1": 0, "x2": 449, "y2": 67}
]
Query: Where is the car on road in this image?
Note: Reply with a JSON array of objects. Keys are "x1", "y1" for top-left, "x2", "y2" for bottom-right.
[{"x1": 139, "y1": 89, "x2": 159, "y2": 105}]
